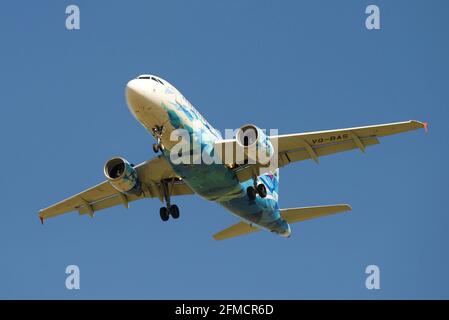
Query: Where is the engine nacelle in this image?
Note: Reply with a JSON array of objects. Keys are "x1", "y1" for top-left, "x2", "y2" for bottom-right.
[
  {"x1": 235, "y1": 124, "x2": 274, "y2": 164},
  {"x1": 104, "y1": 157, "x2": 141, "y2": 195}
]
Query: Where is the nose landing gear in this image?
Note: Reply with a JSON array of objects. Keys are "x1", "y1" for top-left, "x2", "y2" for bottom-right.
[
  {"x1": 152, "y1": 141, "x2": 164, "y2": 153},
  {"x1": 152, "y1": 125, "x2": 165, "y2": 153}
]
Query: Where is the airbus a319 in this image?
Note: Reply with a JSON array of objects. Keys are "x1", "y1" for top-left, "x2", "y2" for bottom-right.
[{"x1": 39, "y1": 75, "x2": 426, "y2": 240}]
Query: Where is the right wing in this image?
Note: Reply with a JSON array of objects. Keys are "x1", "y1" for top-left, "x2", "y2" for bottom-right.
[
  {"x1": 215, "y1": 120, "x2": 427, "y2": 182},
  {"x1": 273, "y1": 120, "x2": 426, "y2": 167},
  {"x1": 39, "y1": 155, "x2": 194, "y2": 221}
]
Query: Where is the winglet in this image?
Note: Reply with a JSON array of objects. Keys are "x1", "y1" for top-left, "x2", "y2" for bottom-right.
[
  {"x1": 412, "y1": 120, "x2": 428, "y2": 133},
  {"x1": 39, "y1": 215, "x2": 44, "y2": 225}
]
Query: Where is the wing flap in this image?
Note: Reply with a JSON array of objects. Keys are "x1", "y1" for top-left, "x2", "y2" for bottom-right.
[
  {"x1": 274, "y1": 120, "x2": 425, "y2": 152},
  {"x1": 278, "y1": 136, "x2": 379, "y2": 167},
  {"x1": 77, "y1": 193, "x2": 140, "y2": 215},
  {"x1": 76, "y1": 182, "x2": 193, "y2": 215},
  {"x1": 39, "y1": 181, "x2": 118, "y2": 219}
]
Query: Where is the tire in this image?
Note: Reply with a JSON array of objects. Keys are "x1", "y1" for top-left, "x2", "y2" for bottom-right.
[
  {"x1": 170, "y1": 204, "x2": 180, "y2": 219},
  {"x1": 247, "y1": 186, "x2": 257, "y2": 201},
  {"x1": 159, "y1": 207, "x2": 169, "y2": 221},
  {"x1": 153, "y1": 143, "x2": 160, "y2": 153},
  {"x1": 257, "y1": 184, "x2": 267, "y2": 198}
]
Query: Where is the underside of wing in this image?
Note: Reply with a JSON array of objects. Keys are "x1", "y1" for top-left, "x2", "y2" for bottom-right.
[
  {"x1": 215, "y1": 120, "x2": 426, "y2": 181},
  {"x1": 39, "y1": 155, "x2": 194, "y2": 221},
  {"x1": 274, "y1": 120, "x2": 426, "y2": 167}
]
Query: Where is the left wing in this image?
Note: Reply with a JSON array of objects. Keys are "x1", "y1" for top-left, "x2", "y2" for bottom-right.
[
  {"x1": 39, "y1": 155, "x2": 194, "y2": 221},
  {"x1": 215, "y1": 120, "x2": 427, "y2": 181}
]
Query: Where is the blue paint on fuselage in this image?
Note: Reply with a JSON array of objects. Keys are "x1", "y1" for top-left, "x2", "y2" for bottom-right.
[{"x1": 160, "y1": 100, "x2": 288, "y2": 235}]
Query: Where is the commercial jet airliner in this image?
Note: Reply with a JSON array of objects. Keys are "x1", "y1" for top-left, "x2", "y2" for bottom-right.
[{"x1": 39, "y1": 75, "x2": 427, "y2": 240}]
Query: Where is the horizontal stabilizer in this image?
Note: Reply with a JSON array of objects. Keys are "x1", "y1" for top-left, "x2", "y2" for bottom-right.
[
  {"x1": 213, "y1": 204, "x2": 351, "y2": 240},
  {"x1": 280, "y1": 204, "x2": 352, "y2": 224},
  {"x1": 213, "y1": 221, "x2": 260, "y2": 241}
]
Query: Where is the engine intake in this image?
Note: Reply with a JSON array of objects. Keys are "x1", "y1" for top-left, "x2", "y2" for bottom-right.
[
  {"x1": 235, "y1": 124, "x2": 274, "y2": 164},
  {"x1": 104, "y1": 157, "x2": 141, "y2": 195}
]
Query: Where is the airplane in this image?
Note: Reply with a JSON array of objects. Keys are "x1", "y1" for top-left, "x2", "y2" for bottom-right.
[{"x1": 38, "y1": 74, "x2": 427, "y2": 240}]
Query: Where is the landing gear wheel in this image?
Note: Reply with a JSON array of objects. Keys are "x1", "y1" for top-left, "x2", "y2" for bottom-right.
[
  {"x1": 159, "y1": 207, "x2": 169, "y2": 221},
  {"x1": 169, "y1": 204, "x2": 180, "y2": 219},
  {"x1": 153, "y1": 143, "x2": 165, "y2": 153},
  {"x1": 152, "y1": 126, "x2": 165, "y2": 153},
  {"x1": 247, "y1": 186, "x2": 257, "y2": 201},
  {"x1": 257, "y1": 184, "x2": 267, "y2": 198}
]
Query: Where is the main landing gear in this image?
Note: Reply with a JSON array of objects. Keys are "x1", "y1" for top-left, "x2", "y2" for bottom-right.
[
  {"x1": 159, "y1": 205, "x2": 179, "y2": 221},
  {"x1": 159, "y1": 178, "x2": 180, "y2": 222},
  {"x1": 152, "y1": 125, "x2": 165, "y2": 153},
  {"x1": 247, "y1": 176, "x2": 267, "y2": 201}
]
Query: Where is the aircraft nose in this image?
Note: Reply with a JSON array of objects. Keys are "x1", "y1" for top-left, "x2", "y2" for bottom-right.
[{"x1": 126, "y1": 79, "x2": 149, "y2": 108}]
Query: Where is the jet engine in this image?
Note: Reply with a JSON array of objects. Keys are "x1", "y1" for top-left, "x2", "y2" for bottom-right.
[
  {"x1": 104, "y1": 157, "x2": 141, "y2": 195},
  {"x1": 235, "y1": 124, "x2": 274, "y2": 164}
]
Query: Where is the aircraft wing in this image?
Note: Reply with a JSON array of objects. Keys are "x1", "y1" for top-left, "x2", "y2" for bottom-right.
[
  {"x1": 273, "y1": 120, "x2": 426, "y2": 167},
  {"x1": 39, "y1": 155, "x2": 194, "y2": 221},
  {"x1": 215, "y1": 120, "x2": 427, "y2": 181}
]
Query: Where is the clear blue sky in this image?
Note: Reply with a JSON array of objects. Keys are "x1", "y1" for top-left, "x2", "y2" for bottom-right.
[{"x1": 0, "y1": 0, "x2": 448, "y2": 299}]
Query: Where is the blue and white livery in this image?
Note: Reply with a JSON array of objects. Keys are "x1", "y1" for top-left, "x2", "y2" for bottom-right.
[{"x1": 39, "y1": 74, "x2": 426, "y2": 240}]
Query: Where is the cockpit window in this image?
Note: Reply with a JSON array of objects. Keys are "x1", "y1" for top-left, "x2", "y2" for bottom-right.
[
  {"x1": 151, "y1": 77, "x2": 164, "y2": 85},
  {"x1": 137, "y1": 75, "x2": 164, "y2": 85}
]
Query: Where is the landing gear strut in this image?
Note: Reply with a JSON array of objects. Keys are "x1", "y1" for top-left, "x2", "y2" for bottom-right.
[
  {"x1": 247, "y1": 176, "x2": 267, "y2": 201},
  {"x1": 152, "y1": 125, "x2": 165, "y2": 153},
  {"x1": 159, "y1": 178, "x2": 180, "y2": 221}
]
